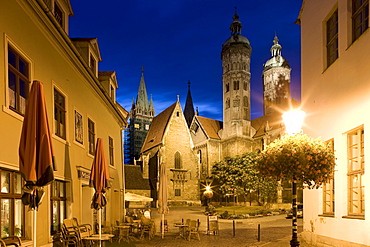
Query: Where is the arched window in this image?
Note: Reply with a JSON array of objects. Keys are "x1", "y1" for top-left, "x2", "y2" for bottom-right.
[
  {"x1": 198, "y1": 150, "x2": 202, "y2": 164},
  {"x1": 174, "y1": 152, "x2": 181, "y2": 169}
]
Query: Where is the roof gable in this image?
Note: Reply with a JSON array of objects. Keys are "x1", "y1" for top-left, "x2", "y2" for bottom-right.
[
  {"x1": 196, "y1": 116, "x2": 222, "y2": 140},
  {"x1": 141, "y1": 102, "x2": 177, "y2": 152}
]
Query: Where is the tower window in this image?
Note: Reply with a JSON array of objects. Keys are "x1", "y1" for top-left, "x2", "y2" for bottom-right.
[
  {"x1": 225, "y1": 83, "x2": 229, "y2": 92},
  {"x1": 233, "y1": 81, "x2": 239, "y2": 90}
]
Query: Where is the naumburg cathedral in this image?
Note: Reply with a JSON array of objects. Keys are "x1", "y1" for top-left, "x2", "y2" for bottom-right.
[{"x1": 130, "y1": 11, "x2": 295, "y2": 206}]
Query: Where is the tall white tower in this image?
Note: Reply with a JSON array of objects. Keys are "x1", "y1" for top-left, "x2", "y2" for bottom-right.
[
  {"x1": 220, "y1": 10, "x2": 254, "y2": 157},
  {"x1": 262, "y1": 35, "x2": 291, "y2": 115}
]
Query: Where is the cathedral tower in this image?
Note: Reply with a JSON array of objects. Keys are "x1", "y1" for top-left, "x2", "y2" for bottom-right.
[
  {"x1": 262, "y1": 35, "x2": 291, "y2": 115},
  {"x1": 184, "y1": 81, "x2": 195, "y2": 127},
  {"x1": 220, "y1": 10, "x2": 254, "y2": 157},
  {"x1": 126, "y1": 67, "x2": 154, "y2": 164}
]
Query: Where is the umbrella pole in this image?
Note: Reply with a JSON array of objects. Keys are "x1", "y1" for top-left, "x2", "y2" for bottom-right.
[
  {"x1": 33, "y1": 210, "x2": 36, "y2": 247},
  {"x1": 161, "y1": 213, "x2": 164, "y2": 239},
  {"x1": 99, "y1": 209, "x2": 102, "y2": 247}
]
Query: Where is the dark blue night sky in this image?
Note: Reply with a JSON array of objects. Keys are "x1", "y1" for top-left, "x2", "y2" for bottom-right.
[{"x1": 69, "y1": 0, "x2": 302, "y2": 121}]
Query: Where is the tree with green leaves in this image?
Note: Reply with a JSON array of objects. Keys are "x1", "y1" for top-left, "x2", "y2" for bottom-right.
[
  {"x1": 212, "y1": 152, "x2": 278, "y2": 205},
  {"x1": 255, "y1": 133, "x2": 335, "y2": 188}
]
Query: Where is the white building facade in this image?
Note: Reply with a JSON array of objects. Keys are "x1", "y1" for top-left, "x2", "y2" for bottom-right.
[{"x1": 299, "y1": 0, "x2": 370, "y2": 246}]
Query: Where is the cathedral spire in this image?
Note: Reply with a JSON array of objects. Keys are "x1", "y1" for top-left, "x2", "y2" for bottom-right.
[
  {"x1": 271, "y1": 34, "x2": 282, "y2": 57},
  {"x1": 136, "y1": 66, "x2": 149, "y2": 110},
  {"x1": 230, "y1": 7, "x2": 242, "y2": 35},
  {"x1": 184, "y1": 80, "x2": 195, "y2": 127}
]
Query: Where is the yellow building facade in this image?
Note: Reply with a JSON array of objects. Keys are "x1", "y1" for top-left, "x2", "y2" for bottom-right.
[{"x1": 0, "y1": 0, "x2": 128, "y2": 246}]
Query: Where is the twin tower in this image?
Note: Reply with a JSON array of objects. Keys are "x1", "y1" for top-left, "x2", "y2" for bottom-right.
[{"x1": 128, "y1": 10, "x2": 292, "y2": 162}]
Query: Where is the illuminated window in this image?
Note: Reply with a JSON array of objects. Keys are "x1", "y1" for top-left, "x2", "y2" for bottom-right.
[
  {"x1": 88, "y1": 118, "x2": 95, "y2": 155},
  {"x1": 50, "y1": 180, "x2": 67, "y2": 235},
  {"x1": 0, "y1": 170, "x2": 24, "y2": 238},
  {"x1": 54, "y1": 89, "x2": 66, "y2": 139},
  {"x1": 326, "y1": 10, "x2": 338, "y2": 67},
  {"x1": 347, "y1": 127, "x2": 364, "y2": 217},
  {"x1": 8, "y1": 45, "x2": 30, "y2": 115},
  {"x1": 352, "y1": 0, "x2": 369, "y2": 42},
  {"x1": 323, "y1": 139, "x2": 335, "y2": 215}
]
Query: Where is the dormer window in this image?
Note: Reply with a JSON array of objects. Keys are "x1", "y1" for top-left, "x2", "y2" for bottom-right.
[
  {"x1": 110, "y1": 84, "x2": 115, "y2": 100},
  {"x1": 90, "y1": 55, "x2": 96, "y2": 74},
  {"x1": 54, "y1": 2, "x2": 64, "y2": 28}
]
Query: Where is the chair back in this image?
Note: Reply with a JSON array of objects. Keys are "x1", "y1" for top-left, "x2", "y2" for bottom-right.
[
  {"x1": 141, "y1": 216, "x2": 151, "y2": 226},
  {"x1": 189, "y1": 220, "x2": 199, "y2": 231}
]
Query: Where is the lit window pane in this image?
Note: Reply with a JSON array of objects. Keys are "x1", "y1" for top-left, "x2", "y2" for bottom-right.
[
  {"x1": 14, "y1": 174, "x2": 22, "y2": 194},
  {"x1": 1, "y1": 199, "x2": 11, "y2": 237},
  {"x1": 1, "y1": 172, "x2": 10, "y2": 193},
  {"x1": 14, "y1": 199, "x2": 23, "y2": 237}
]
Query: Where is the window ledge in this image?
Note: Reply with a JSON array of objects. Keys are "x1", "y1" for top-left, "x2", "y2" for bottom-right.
[
  {"x1": 342, "y1": 215, "x2": 365, "y2": 220},
  {"x1": 318, "y1": 213, "x2": 334, "y2": 218}
]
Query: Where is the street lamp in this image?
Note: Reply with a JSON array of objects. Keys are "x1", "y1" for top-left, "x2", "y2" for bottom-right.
[{"x1": 282, "y1": 109, "x2": 306, "y2": 247}]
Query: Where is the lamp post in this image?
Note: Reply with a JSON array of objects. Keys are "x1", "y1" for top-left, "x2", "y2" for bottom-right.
[{"x1": 282, "y1": 109, "x2": 306, "y2": 247}]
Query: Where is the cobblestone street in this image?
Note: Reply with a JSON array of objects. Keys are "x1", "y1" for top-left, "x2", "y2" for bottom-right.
[{"x1": 106, "y1": 207, "x2": 311, "y2": 247}]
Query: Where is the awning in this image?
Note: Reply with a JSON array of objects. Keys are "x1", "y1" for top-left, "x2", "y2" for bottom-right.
[{"x1": 125, "y1": 192, "x2": 153, "y2": 202}]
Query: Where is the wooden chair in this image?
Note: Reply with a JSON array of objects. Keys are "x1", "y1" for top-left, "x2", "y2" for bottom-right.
[
  {"x1": 0, "y1": 236, "x2": 22, "y2": 247},
  {"x1": 139, "y1": 216, "x2": 155, "y2": 240},
  {"x1": 63, "y1": 219, "x2": 89, "y2": 246},
  {"x1": 118, "y1": 227, "x2": 130, "y2": 243},
  {"x1": 72, "y1": 218, "x2": 93, "y2": 238},
  {"x1": 187, "y1": 220, "x2": 200, "y2": 241},
  {"x1": 61, "y1": 227, "x2": 80, "y2": 247}
]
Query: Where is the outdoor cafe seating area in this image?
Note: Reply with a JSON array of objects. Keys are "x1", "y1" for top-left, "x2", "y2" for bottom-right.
[{"x1": 60, "y1": 214, "x2": 157, "y2": 246}]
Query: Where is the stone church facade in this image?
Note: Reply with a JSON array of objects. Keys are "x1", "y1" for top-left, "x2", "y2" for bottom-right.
[{"x1": 140, "y1": 11, "x2": 297, "y2": 206}]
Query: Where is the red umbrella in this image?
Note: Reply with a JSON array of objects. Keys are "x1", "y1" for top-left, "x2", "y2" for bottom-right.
[
  {"x1": 19, "y1": 80, "x2": 55, "y2": 247},
  {"x1": 89, "y1": 138, "x2": 110, "y2": 240}
]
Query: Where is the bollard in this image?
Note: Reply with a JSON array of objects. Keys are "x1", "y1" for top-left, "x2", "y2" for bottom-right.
[
  {"x1": 258, "y1": 224, "x2": 260, "y2": 241},
  {"x1": 233, "y1": 220, "x2": 235, "y2": 237}
]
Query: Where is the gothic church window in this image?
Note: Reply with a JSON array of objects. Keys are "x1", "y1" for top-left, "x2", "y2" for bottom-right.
[
  {"x1": 225, "y1": 83, "x2": 229, "y2": 92},
  {"x1": 174, "y1": 152, "x2": 182, "y2": 169},
  {"x1": 244, "y1": 82, "x2": 247, "y2": 90}
]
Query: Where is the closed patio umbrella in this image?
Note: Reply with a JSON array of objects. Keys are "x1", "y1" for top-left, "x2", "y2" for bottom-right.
[
  {"x1": 158, "y1": 147, "x2": 169, "y2": 239},
  {"x1": 89, "y1": 138, "x2": 110, "y2": 244},
  {"x1": 19, "y1": 80, "x2": 55, "y2": 247}
]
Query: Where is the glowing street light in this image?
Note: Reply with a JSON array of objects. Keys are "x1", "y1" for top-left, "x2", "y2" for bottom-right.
[
  {"x1": 282, "y1": 109, "x2": 306, "y2": 135},
  {"x1": 282, "y1": 109, "x2": 306, "y2": 247}
]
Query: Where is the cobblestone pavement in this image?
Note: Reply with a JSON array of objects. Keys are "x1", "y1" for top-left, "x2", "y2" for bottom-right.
[{"x1": 106, "y1": 207, "x2": 312, "y2": 247}]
